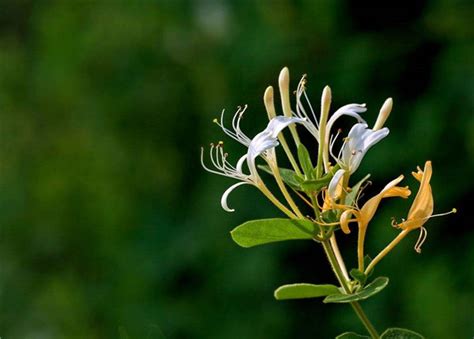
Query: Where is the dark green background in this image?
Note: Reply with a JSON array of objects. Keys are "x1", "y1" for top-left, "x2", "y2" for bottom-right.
[{"x1": 0, "y1": 1, "x2": 472, "y2": 338}]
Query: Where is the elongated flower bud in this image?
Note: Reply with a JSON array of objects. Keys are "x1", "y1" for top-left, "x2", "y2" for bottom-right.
[
  {"x1": 373, "y1": 98, "x2": 393, "y2": 130},
  {"x1": 264, "y1": 86, "x2": 277, "y2": 120},
  {"x1": 278, "y1": 67, "x2": 292, "y2": 118}
]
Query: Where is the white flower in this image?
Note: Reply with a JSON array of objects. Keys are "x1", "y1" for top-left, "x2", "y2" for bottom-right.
[
  {"x1": 202, "y1": 115, "x2": 305, "y2": 212},
  {"x1": 294, "y1": 76, "x2": 367, "y2": 143},
  {"x1": 332, "y1": 123, "x2": 389, "y2": 174},
  {"x1": 246, "y1": 116, "x2": 305, "y2": 175}
]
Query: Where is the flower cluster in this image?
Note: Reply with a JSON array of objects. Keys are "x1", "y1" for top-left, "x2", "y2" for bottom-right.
[{"x1": 202, "y1": 67, "x2": 455, "y2": 275}]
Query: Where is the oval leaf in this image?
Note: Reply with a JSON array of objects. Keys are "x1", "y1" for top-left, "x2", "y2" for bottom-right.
[
  {"x1": 274, "y1": 283, "x2": 340, "y2": 300},
  {"x1": 336, "y1": 332, "x2": 370, "y2": 339},
  {"x1": 323, "y1": 277, "x2": 389, "y2": 303},
  {"x1": 258, "y1": 165, "x2": 301, "y2": 190},
  {"x1": 381, "y1": 328, "x2": 424, "y2": 339},
  {"x1": 230, "y1": 218, "x2": 317, "y2": 248}
]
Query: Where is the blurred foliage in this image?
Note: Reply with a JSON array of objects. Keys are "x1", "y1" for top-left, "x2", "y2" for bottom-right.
[{"x1": 0, "y1": 1, "x2": 472, "y2": 338}]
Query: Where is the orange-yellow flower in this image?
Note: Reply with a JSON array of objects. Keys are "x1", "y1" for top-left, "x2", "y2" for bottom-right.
[
  {"x1": 396, "y1": 161, "x2": 433, "y2": 231},
  {"x1": 340, "y1": 175, "x2": 411, "y2": 234},
  {"x1": 340, "y1": 174, "x2": 411, "y2": 270}
]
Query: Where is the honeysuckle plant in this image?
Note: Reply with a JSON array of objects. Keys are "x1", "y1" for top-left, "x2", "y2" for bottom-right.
[{"x1": 201, "y1": 67, "x2": 456, "y2": 339}]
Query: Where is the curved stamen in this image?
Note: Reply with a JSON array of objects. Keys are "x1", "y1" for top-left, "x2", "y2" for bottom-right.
[
  {"x1": 201, "y1": 144, "x2": 251, "y2": 182},
  {"x1": 294, "y1": 76, "x2": 320, "y2": 138},
  {"x1": 414, "y1": 226, "x2": 428, "y2": 253},
  {"x1": 215, "y1": 106, "x2": 252, "y2": 146},
  {"x1": 303, "y1": 89, "x2": 318, "y2": 127}
]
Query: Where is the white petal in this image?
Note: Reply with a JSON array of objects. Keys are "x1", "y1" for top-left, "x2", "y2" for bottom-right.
[
  {"x1": 221, "y1": 181, "x2": 250, "y2": 212},
  {"x1": 326, "y1": 104, "x2": 367, "y2": 135},
  {"x1": 341, "y1": 123, "x2": 390, "y2": 173},
  {"x1": 250, "y1": 116, "x2": 304, "y2": 156},
  {"x1": 266, "y1": 116, "x2": 306, "y2": 138},
  {"x1": 362, "y1": 127, "x2": 389, "y2": 150},
  {"x1": 328, "y1": 169, "x2": 345, "y2": 200},
  {"x1": 246, "y1": 116, "x2": 305, "y2": 177}
]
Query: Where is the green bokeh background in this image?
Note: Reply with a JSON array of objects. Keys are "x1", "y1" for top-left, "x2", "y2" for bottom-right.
[{"x1": 0, "y1": 1, "x2": 472, "y2": 338}]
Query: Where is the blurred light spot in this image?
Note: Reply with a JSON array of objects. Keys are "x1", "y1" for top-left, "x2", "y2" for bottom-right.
[{"x1": 194, "y1": 1, "x2": 230, "y2": 40}]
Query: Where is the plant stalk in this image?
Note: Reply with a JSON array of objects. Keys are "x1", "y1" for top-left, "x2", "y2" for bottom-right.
[
  {"x1": 364, "y1": 229, "x2": 409, "y2": 275},
  {"x1": 321, "y1": 240, "x2": 379, "y2": 339}
]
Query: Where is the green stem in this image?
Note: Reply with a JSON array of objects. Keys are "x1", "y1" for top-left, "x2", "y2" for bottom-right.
[
  {"x1": 364, "y1": 229, "x2": 409, "y2": 275},
  {"x1": 271, "y1": 162, "x2": 304, "y2": 218},
  {"x1": 351, "y1": 302, "x2": 379, "y2": 339},
  {"x1": 329, "y1": 234, "x2": 350, "y2": 281},
  {"x1": 321, "y1": 240, "x2": 379, "y2": 339}
]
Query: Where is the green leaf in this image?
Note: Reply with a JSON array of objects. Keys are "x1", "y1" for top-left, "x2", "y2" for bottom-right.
[
  {"x1": 336, "y1": 332, "x2": 370, "y2": 339},
  {"x1": 321, "y1": 209, "x2": 338, "y2": 224},
  {"x1": 323, "y1": 277, "x2": 389, "y2": 303},
  {"x1": 381, "y1": 328, "x2": 424, "y2": 338},
  {"x1": 258, "y1": 165, "x2": 301, "y2": 190},
  {"x1": 298, "y1": 178, "x2": 329, "y2": 192},
  {"x1": 230, "y1": 218, "x2": 317, "y2": 248},
  {"x1": 274, "y1": 283, "x2": 340, "y2": 300},
  {"x1": 345, "y1": 174, "x2": 370, "y2": 206},
  {"x1": 297, "y1": 143, "x2": 314, "y2": 178},
  {"x1": 350, "y1": 268, "x2": 367, "y2": 286},
  {"x1": 299, "y1": 164, "x2": 341, "y2": 192}
]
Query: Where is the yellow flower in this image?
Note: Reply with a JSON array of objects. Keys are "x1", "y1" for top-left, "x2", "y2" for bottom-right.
[
  {"x1": 340, "y1": 175, "x2": 411, "y2": 234},
  {"x1": 364, "y1": 161, "x2": 456, "y2": 273},
  {"x1": 396, "y1": 161, "x2": 433, "y2": 231},
  {"x1": 340, "y1": 174, "x2": 411, "y2": 271}
]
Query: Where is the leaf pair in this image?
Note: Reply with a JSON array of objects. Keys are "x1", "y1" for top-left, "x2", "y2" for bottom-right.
[
  {"x1": 337, "y1": 328, "x2": 424, "y2": 338},
  {"x1": 274, "y1": 277, "x2": 389, "y2": 303}
]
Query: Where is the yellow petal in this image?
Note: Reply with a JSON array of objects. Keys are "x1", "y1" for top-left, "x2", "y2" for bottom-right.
[
  {"x1": 383, "y1": 186, "x2": 411, "y2": 198},
  {"x1": 408, "y1": 161, "x2": 433, "y2": 218},
  {"x1": 340, "y1": 209, "x2": 357, "y2": 234},
  {"x1": 399, "y1": 161, "x2": 434, "y2": 231},
  {"x1": 359, "y1": 175, "x2": 407, "y2": 227}
]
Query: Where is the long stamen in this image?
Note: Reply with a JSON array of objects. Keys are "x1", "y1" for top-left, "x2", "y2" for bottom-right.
[
  {"x1": 215, "y1": 107, "x2": 251, "y2": 146},
  {"x1": 295, "y1": 77, "x2": 307, "y2": 120},
  {"x1": 201, "y1": 143, "x2": 252, "y2": 182},
  {"x1": 209, "y1": 144, "x2": 221, "y2": 169},
  {"x1": 295, "y1": 75, "x2": 317, "y2": 124},
  {"x1": 392, "y1": 208, "x2": 457, "y2": 229},
  {"x1": 202, "y1": 146, "x2": 234, "y2": 177},
  {"x1": 303, "y1": 89, "x2": 319, "y2": 127},
  {"x1": 430, "y1": 208, "x2": 457, "y2": 218},
  {"x1": 414, "y1": 226, "x2": 428, "y2": 253},
  {"x1": 200, "y1": 147, "x2": 223, "y2": 176},
  {"x1": 233, "y1": 105, "x2": 251, "y2": 144},
  {"x1": 354, "y1": 180, "x2": 372, "y2": 209}
]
